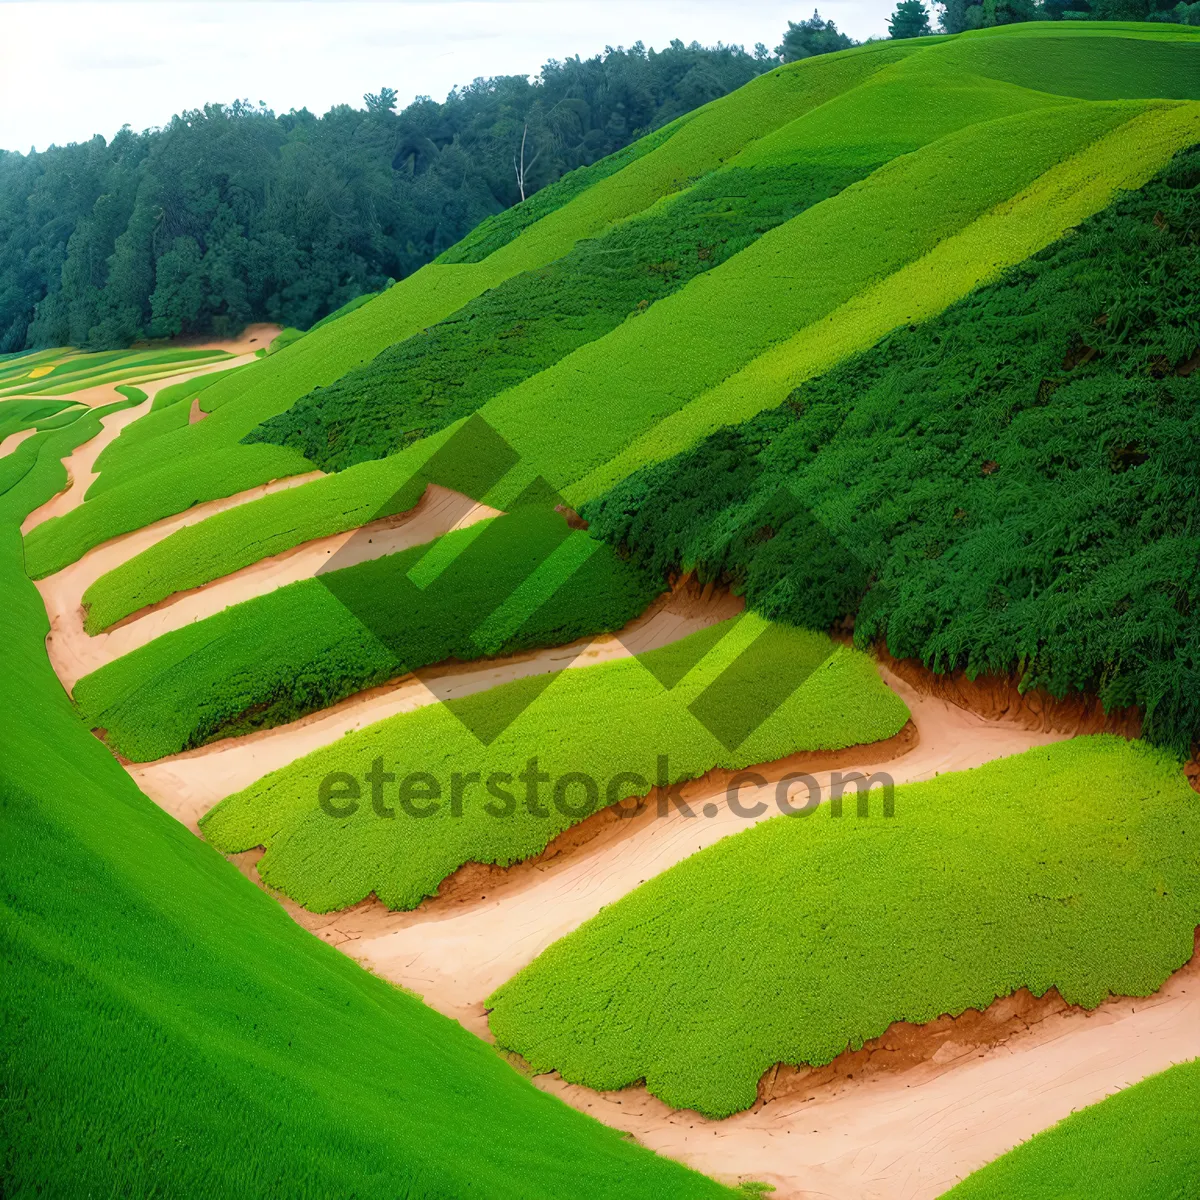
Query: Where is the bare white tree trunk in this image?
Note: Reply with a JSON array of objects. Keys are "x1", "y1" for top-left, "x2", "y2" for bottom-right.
[{"x1": 513, "y1": 121, "x2": 541, "y2": 203}]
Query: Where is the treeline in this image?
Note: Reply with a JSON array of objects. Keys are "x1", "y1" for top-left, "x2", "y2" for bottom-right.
[{"x1": 0, "y1": 40, "x2": 770, "y2": 352}]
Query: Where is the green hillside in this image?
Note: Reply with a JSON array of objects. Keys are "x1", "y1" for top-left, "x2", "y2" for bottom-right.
[
  {"x1": 941, "y1": 1059, "x2": 1200, "y2": 1199},
  {"x1": 7, "y1": 21, "x2": 1200, "y2": 1200}
]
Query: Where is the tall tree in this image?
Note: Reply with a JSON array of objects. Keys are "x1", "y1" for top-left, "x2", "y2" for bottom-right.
[
  {"x1": 775, "y1": 10, "x2": 856, "y2": 61},
  {"x1": 889, "y1": 0, "x2": 934, "y2": 36}
]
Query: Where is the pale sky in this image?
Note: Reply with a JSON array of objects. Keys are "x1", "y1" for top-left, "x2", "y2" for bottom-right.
[{"x1": 0, "y1": 1, "x2": 898, "y2": 153}]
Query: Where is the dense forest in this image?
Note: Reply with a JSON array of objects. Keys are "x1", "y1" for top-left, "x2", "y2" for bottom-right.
[
  {"x1": 2, "y1": 3, "x2": 1195, "y2": 353},
  {"x1": 0, "y1": 40, "x2": 771, "y2": 352}
]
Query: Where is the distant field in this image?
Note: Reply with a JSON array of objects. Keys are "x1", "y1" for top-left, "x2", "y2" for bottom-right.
[
  {"x1": 0, "y1": 345, "x2": 230, "y2": 398},
  {"x1": 488, "y1": 736, "x2": 1200, "y2": 1118},
  {"x1": 201, "y1": 615, "x2": 910, "y2": 912}
]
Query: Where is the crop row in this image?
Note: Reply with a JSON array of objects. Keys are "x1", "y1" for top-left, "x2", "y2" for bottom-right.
[
  {"x1": 200, "y1": 613, "x2": 910, "y2": 912},
  {"x1": 75, "y1": 508, "x2": 663, "y2": 762}
]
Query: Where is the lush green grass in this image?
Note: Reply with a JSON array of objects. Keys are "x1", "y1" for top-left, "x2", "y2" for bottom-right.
[
  {"x1": 22, "y1": 45, "x2": 904, "y2": 578},
  {"x1": 495, "y1": 100, "x2": 1186, "y2": 506},
  {"x1": 1, "y1": 379, "x2": 735, "y2": 1200},
  {"x1": 247, "y1": 43, "x2": 1073, "y2": 473},
  {"x1": 487, "y1": 736, "x2": 1200, "y2": 1119},
  {"x1": 75, "y1": 509, "x2": 662, "y2": 761},
  {"x1": 0, "y1": 398, "x2": 80, "y2": 441},
  {"x1": 939, "y1": 1059, "x2": 1200, "y2": 1200},
  {"x1": 246, "y1": 155, "x2": 882, "y2": 472},
  {"x1": 149, "y1": 362, "x2": 249, "y2": 411},
  {"x1": 941, "y1": 28, "x2": 1200, "y2": 102},
  {"x1": 584, "y1": 141, "x2": 1200, "y2": 755},
  {"x1": 201, "y1": 614, "x2": 910, "y2": 912}
]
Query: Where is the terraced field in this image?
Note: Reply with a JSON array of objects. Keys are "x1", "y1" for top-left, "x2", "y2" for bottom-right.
[{"x1": 6, "y1": 22, "x2": 1200, "y2": 1200}]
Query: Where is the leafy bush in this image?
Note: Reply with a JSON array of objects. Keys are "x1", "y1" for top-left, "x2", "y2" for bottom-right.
[
  {"x1": 200, "y1": 614, "x2": 910, "y2": 912},
  {"x1": 487, "y1": 736, "x2": 1200, "y2": 1118},
  {"x1": 75, "y1": 508, "x2": 663, "y2": 761},
  {"x1": 584, "y1": 142, "x2": 1200, "y2": 754}
]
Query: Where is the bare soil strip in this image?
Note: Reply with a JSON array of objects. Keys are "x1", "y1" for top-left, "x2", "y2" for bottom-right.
[{"x1": 42, "y1": 482, "x2": 498, "y2": 691}]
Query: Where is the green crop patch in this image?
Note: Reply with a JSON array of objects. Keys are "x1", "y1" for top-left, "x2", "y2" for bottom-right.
[
  {"x1": 940, "y1": 1059, "x2": 1200, "y2": 1200},
  {"x1": 199, "y1": 614, "x2": 909, "y2": 912},
  {"x1": 584, "y1": 141, "x2": 1200, "y2": 756},
  {"x1": 487, "y1": 736, "x2": 1200, "y2": 1119},
  {"x1": 75, "y1": 508, "x2": 663, "y2": 762}
]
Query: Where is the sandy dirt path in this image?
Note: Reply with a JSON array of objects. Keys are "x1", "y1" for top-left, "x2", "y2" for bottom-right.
[
  {"x1": 535, "y1": 957, "x2": 1199, "y2": 1200},
  {"x1": 0, "y1": 426, "x2": 39, "y2": 458},
  {"x1": 41, "y1": 482, "x2": 499, "y2": 691},
  {"x1": 128, "y1": 585, "x2": 744, "y2": 831}
]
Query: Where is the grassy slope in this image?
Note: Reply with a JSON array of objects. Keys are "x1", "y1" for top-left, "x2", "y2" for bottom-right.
[
  {"x1": 73, "y1": 28, "x2": 1200, "y2": 626},
  {"x1": 0, "y1": 402, "x2": 732, "y2": 1199},
  {"x1": 582, "y1": 141, "x2": 1200, "y2": 755},
  {"x1": 75, "y1": 509, "x2": 663, "y2": 761},
  {"x1": 487, "y1": 737, "x2": 1200, "y2": 1119},
  {"x1": 22, "y1": 42, "x2": 909, "y2": 580},
  {"x1": 939, "y1": 1059, "x2": 1200, "y2": 1199},
  {"x1": 244, "y1": 43, "x2": 1037, "y2": 474},
  {"x1": 200, "y1": 615, "x2": 910, "y2": 912}
]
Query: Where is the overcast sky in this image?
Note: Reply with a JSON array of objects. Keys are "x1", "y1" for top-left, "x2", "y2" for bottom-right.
[{"x1": 0, "y1": 1, "x2": 899, "y2": 153}]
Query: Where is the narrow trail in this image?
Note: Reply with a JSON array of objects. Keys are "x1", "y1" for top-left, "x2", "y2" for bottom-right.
[
  {"x1": 27, "y1": 394, "x2": 1200, "y2": 1200},
  {"x1": 41, "y1": 482, "x2": 498, "y2": 691}
]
